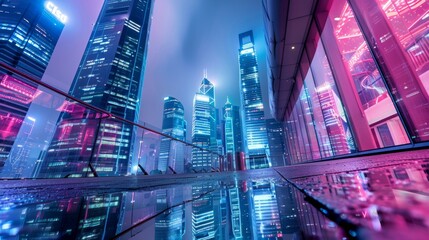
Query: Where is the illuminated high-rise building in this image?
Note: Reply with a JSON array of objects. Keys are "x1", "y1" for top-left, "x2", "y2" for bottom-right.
[
  {"x1": 0, "y1": 0, "x2": 65, "y2": 175},
  {"x1": 158, "y1": 96, "x2": 186, "y2": 173},
  {"x1": 191, "y1": 75, "x2": 217, "y2": 171},
  {"x1": 266, "y1": 118, "x2": 286, "y2": 167},
  {"x1": 223, "y1": 97, "x2": 244, "y2": 171},
  {"x1": 38, "y1": 0, "x2": 153, "y2": 177},
  {"x1": 238, "y1": 30, "x2": 270, "y2": 169}
]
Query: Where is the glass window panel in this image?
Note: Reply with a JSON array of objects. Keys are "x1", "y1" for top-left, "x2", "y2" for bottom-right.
[
  {"x1": 306, "y1": 24, "x2": 357, "y2": 156},
  {"x1": 349, "y1": 0, "x2": 429, "y2": 142},
  {"x1": 316, "y1": 0, "x2": 410, "y2": 149}
]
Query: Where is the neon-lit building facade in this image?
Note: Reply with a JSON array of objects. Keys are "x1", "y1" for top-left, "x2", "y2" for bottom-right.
[
  {"x1": 266, "y1": 118, "x2": 286, "y2": 167},
  {"x1": 238, "y1": 30, "x2": 271, "y2": 169},
  {"x1": 0, "y1": 0, "x2": 65, "y2": 175},
  {"x1": 264, "y1": 0, "x2": 429, "y2": 164},
  {"x1": 158, "y1": 96, "x2": 186, "y2": 173},
  {"x1": 38, "y1": 0, "x2": 153, "y2": 177},
  {"x1": 223, "y1": 97, "x2": 244, "y2": 171},
  {"x1": 191, "y1": 76, "x2": 217, "y2": 171}
]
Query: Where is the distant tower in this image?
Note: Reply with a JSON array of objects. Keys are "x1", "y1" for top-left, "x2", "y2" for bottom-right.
[
  {"x1": 223, "y1": 97, "x2": 244, "y2": 170},
  {"x1": 158, "y1": 96, "x2": 186, "y2": 173},
  {"x1": 0, "y1": 0, "x2": 65, "y2": 176},
  {"x1": 266, "y1": 118, "x2": 286, "y2": 167},
  {"x1": 191, "y1": 74, "x2": 217, "y2": 171},
  {"x1": 39, "y1": 0, "x2": 154, "y2": 177},
  {"x1": 238, "y1": 30, "x2": 270, "y2": 169}
]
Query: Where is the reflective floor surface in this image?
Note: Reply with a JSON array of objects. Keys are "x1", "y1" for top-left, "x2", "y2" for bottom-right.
[{"x1": 2, "y1": 153, "x2": 429, "y2": 239}]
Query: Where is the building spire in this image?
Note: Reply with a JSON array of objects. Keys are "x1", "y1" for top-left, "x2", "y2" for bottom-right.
[
  {"x1": 226, "y1": 96, "x2": 231, "y2": 104},
  {"x1": 203, "y1": 68, "x2": 207, "y2": 79}
]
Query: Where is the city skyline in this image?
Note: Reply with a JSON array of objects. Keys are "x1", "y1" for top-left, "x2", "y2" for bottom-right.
[{"x1": 41, "y1": 0, "x2": 271, "y2": 136}]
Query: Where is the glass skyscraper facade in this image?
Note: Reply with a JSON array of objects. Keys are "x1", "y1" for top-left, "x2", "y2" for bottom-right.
[
  {"x1": 266, "y1": 118, "x2": 286, "y2": 167},
  {"x1": 158, "y1": 96, "x2": 186, "y2": 173},
  {"x1": 238, "y1": 30, "x2": 270, "y2": 169},
  {"x1": 155, "y1": 189, "x2": 185, "y2": 239},
  {"x1": 0, "y1": 0, "x2": 65, "y2": 176},
  {"x1": 264, "y1": 0, "x2": 429, "y2": 164},
  {"x1": 223, "y1": 97, "x2": 244, "y2": 171},
  {"x1": 192, "y1": 76, "x2": 217, "y2": 171},
  {"x1": 38, "y1": 0, "x2": 153, "y2": 177}
]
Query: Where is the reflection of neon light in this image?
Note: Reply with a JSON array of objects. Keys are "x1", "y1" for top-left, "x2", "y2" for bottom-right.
[
  {"x1": 240, "y1": 48, "x2": 254, "y2": 55},
  {"x1": 316, "y1": 83, "x2": 331, "y2": 93},
  {"x1": 360, "y1": 74, "x2": 384, "y2": 95},
  {"x1": 27, "y1": 116, "x2": 36, "y2": 122},
  {"x1": 0, "y1": 75, "x2": 41, "y2": 104},
  {"x1": 248, "y1": 144, "x2": 265, "y2": 150}
]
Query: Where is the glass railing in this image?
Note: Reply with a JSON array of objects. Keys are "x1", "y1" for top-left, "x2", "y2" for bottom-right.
[{"x1": 0, "y1": 62, "x2": 223, "y2": 179}]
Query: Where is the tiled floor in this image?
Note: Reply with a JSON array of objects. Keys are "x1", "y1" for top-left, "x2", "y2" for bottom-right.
[{"x1": 1, "y1": 149, "x2": 429, "y2": 239}]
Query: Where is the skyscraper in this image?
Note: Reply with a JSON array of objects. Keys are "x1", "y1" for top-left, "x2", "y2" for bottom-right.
[
  {"x1": 158, "y1": 96, "x2": 186, "y2": 173},
  {"x1": 266, "y1": 118, "x2": 286, "y2": 167},
  {"x1": 0, "y1": 0, "x2": 65, "y2": 175},
  {"x1": 238, "y1": 30, "x2": 270, "y2": 169},
  {"x1": 223, "y1": 97, "x2": 244, "y2": 171},
  {"x1": 191, "y1": 75, "x2": 217, "y2": 171},
  {"x1": 39, "y1": 0, "x2": 153, "y2": 177}
]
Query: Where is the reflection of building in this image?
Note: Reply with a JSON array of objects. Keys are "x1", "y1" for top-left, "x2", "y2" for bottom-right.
[
  {"x1": 155, "y1": 189, "x2": 185, "y2": 239},
  {"x1": 250, "y1": 182, "x2": 282, "y2": 239},
  {"x1": 275, "y1": 184, "x2": 300, "y2": 238},
  {"x1": 223, "y1": 98, "x2": 244, "y2": 171},
  {"x1": 40, "y1": 0, "x2": 154, "y2": 177},
  {"x1": 238, "y1": 30, "x2": 270, "y2": 169},
  {"x1": 266, "y1": 118, "x2": 285, "y2": 167},
  {"x1": 0, "y1": 0, "x2": 65, "y2": 175},
  {"x1": 192, "y1": 75, "x2": 217, "y2": 171},
  {"x1": 158, "y1": 97, "x2": 186, "y2": 173},
  {"x1": 316, "y1": 84, "x2": 353, "y2": 155},
  {"x1": 227, "y1": 181, "x2": 252, "y2": 239},
  {"x1": 293, "y1": 187, "x2": 346, "y2": 238},
  {"x1": 192, "y1": 183, "x2": 219, "y2": 239},
  {"x1": 2, "y1": 193, "x2": 124, "y2": 239}
]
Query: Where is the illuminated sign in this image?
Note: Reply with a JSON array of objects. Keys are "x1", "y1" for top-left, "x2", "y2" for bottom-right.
[
  {"x1": 45, "y1": 1, "x2": 67, "y2": 23},
  {"x1": 195, "y1": 94, "x2": 209, "y2": 102},
  {"x1": 240, "y1": 48, "x2": 254, "y2": 55}
]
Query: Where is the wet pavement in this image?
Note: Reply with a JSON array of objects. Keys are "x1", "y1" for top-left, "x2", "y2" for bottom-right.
[{"x1": 1, "y1": 150, "x2": 429, "y2": 239}]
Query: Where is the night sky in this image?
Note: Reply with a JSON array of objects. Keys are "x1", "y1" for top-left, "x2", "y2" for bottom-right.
[{"x1": 44, "y1": 0, "x2": 271, "y2": 134}]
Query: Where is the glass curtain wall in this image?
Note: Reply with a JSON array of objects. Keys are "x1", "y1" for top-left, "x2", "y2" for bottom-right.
[{"x1": 283, "y1": 0, "x2": 428, "y2": 164}]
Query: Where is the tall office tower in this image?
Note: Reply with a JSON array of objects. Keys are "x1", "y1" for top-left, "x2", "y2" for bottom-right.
[
  {"x1": 158, "y1": 96, "x2": 186, "y2": 173},
  {"x1": 191, "y1": 75, "x2": 217, "y2": 171},
  {"x1": 39, "y1": 0, "x2": 153, "y2": 177},
  {"x1": 215, "y1": 108, "x2": 224, "y2": 153},
  {"x1": 0, "y1": 0, "x2": 65, "y2": 175},
  {"x1": 238, "y1": 30, "x2": 270, "y2": 169},
  {"x1": 223, "y1": 97, "x2": 244, "y2": 171},
  {"x1": 266, "y1": 118, "x2": 286, "y2": 167}
]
